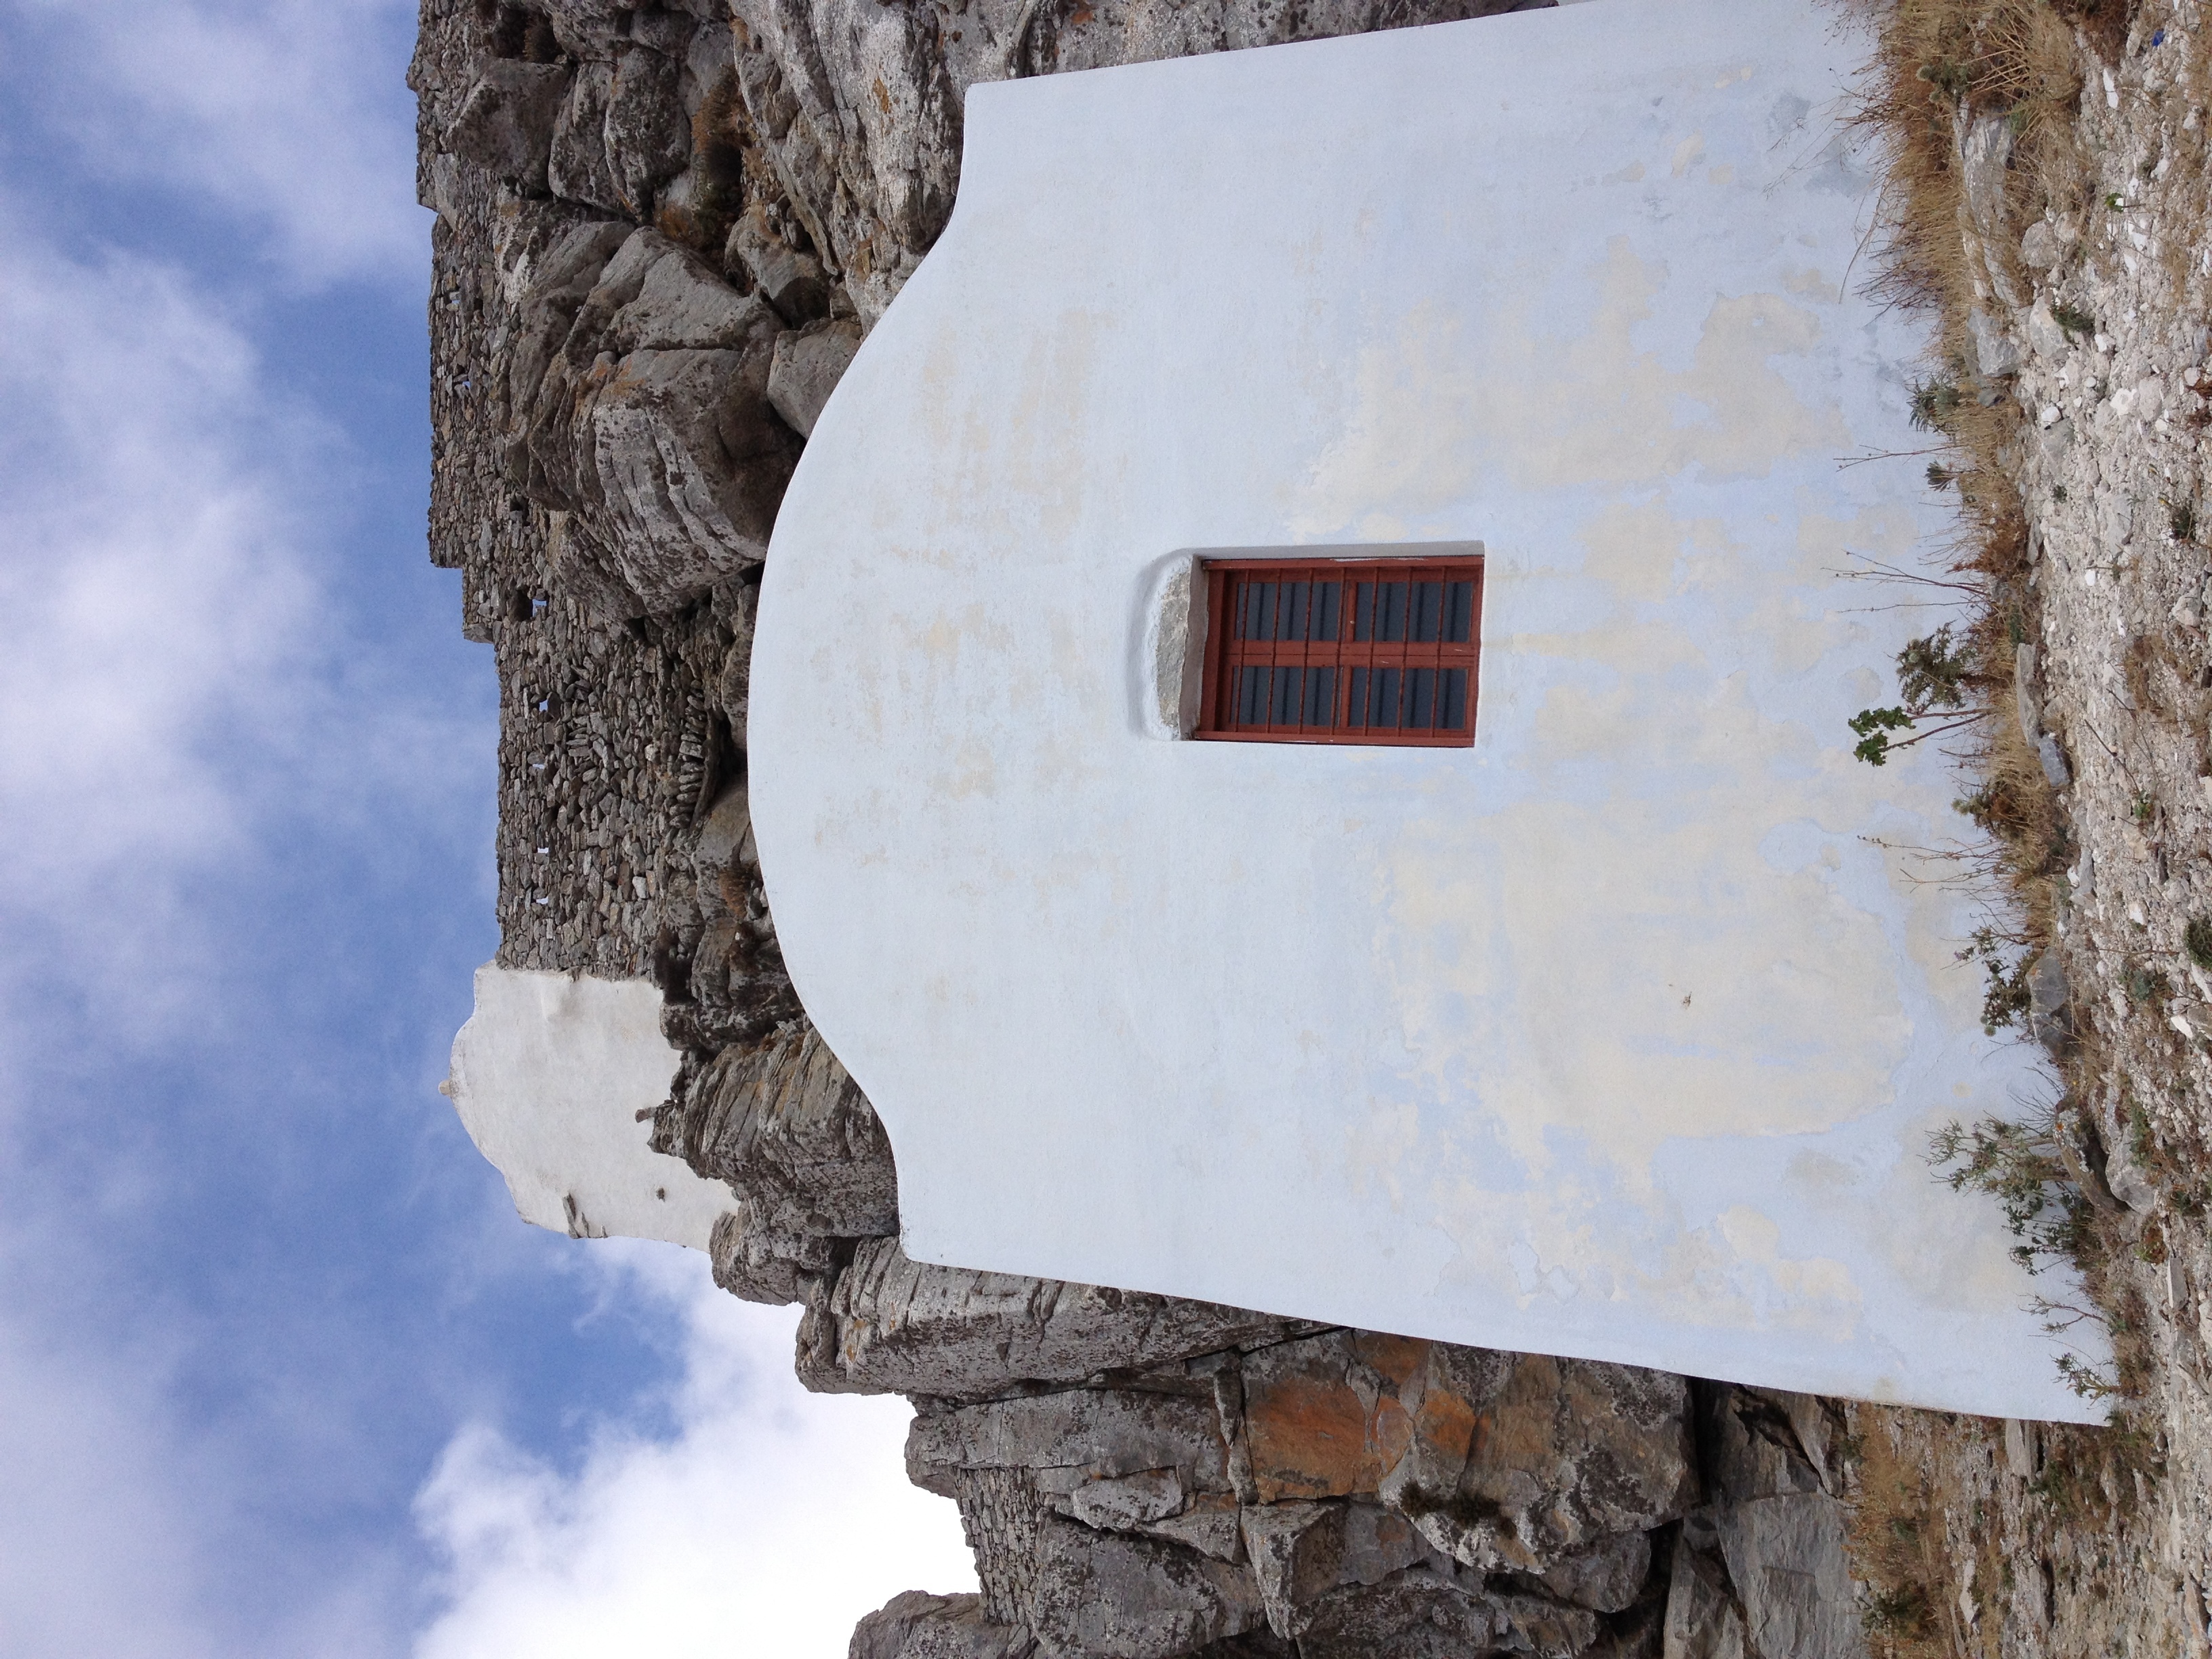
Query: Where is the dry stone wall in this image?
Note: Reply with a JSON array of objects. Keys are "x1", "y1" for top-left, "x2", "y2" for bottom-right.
[{"x1": 411, "y1": 0, "x2": 1874, "y2": 1652}]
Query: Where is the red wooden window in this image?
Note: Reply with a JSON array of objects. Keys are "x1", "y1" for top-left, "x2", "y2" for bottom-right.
[{"x1": 1194, "y1": 555, "x2": 1483, "y2": 746}]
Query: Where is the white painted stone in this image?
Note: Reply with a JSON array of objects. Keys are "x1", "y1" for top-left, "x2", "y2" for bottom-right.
[
  {"x1": 447, "y1": 964, "x2": 729, "y2": 1249},
  {"x1": 750, "y1": 0, "x2": 2106, "y2": 1420}
]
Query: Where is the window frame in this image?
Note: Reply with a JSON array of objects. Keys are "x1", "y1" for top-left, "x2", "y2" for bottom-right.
[{"x1": 1192, "y1": 553, "x2": 1485, "y2": 747}]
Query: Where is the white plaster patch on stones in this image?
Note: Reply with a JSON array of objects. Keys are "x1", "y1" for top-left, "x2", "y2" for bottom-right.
[
  {"x1": 1137, "y1": 552, "x2": 1204, "y2": 739},
  {"x1": 447, "y1": 964, "x2": 729, "y2": 1249},
  {"x1": 750, "y1": 0, "x2": 2104, "y2": 1420}
]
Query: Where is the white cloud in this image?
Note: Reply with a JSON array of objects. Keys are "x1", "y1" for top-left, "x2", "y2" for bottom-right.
[
  {"x1": 0, "y1": 192, "x2": 447, "y2": 1655},
  {"x1": 413, "y1": 1242, "x2": 977, "y2": 1659},
  {"x1": 0, "y1": 195, "x2": 465, "y2": 1043},
  {"x1": 9, "y1": 0, "x2": 427, "y2": 286}
]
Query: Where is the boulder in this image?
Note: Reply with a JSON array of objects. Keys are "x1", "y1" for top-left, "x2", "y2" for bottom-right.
[
  {"x1": 728, "y1": 204, "x2": 834, "y2": 323},
  {"x1": 1240, "y1": 1330, "x2": 1427, "y2": 1501},
  {"x1": 568, "y1": 344, "x2": 793, "y2": 607},
  {"x1": 506, "y1": 230, "x2": 800, "y2": 617},
  {"x1": 1532, "y1": 1530, "x2": 1655, "y2": 1614},
  {"x1": 663, "y1": 1023, "x2": 899, "y2": 1240},
  {"x1": 708, "y1": 1200, "x2": 831, "y2": 1305},
  {"x1": 1240, "y1": 1501, "x2": 1430, "y2": 1638},
  {"x1": 2014, "y1": 644, "x2": 2041, "y2": 745},
  {"x1": 2037, "y1": 731, "x2": 2072, "y2": 788},
  {"x1": 1715, "y1": 1492, "x2": 1867, "y2": 1659},
  {"x1": 1297, "y1": 1570, "x2": 1502, "y2": 1658},
  {"x1": 602, "y1": 45, "x2": 691, "y2": 216},
  {"x1": 1661, "y1": 1534, "x2": 1749, "y2": 1659},
  {"x1": 1026, "y1": 1516, "x2": 1267, "y2": 1659},
  {"x1": 548, "y1": 45, "x2": 691, "y2": 216},
  {"x1": 1381, "y1": 1347, "x2": 1696, "y2": 1573},
  {"x1": 801, "y1": 1241, "x2": 1315, "y2": 1397},
  {"x1": 550, "y1": 60, "x2": 623, "y2": 210},
  {"x1": 850, "y1": 1590, "x2": 1038, "y2": 1659},
  {"x1": 769, "y1": 319, "x2": 865, "y2": 436},
  {"x1": 1969, "y1": 308, "x2": 2020, "y2": 378},
  {"x1": 1070, "y1": 1469, "x2": 1186, "y2": 1531},
  {"x1": 909, "y1": 1390, "x2": 1230, "y2": 1496},
  {"x1": 2028, "y1": 950, "x2": 2072, "y2": 1054},
  {"x1": 1139, "y1": 1496, "x2": 1244, "y2": 1563},
  {"x1": 1696, "y1": 1382, "x2": 1825, "y2": 1505},
  {"x1": 444, "y1": 60, "x2": 569, "y2": 190}
]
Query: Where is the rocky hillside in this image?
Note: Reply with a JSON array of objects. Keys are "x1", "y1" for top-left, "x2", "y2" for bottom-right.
[
  {"x1": 1818, "y1": 2, "x2": 2212, "y2": 1656},
  {"x1": 407, "y1": 2, "x2": 1891, "y2": 1654}
]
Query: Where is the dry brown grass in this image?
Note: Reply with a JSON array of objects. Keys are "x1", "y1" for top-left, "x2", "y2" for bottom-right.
[
  {"x1": 1838, "y1": 0, "x2": 2107, "y2": 1023},
  {"x1": 1847, "y1": 1413, "x2": 1964, "y2": 1659}
]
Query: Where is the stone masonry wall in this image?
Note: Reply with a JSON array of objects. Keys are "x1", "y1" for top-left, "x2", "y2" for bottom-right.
[{"x1": 410, "y1": 1, "x2": 1874, "y2": 1653}]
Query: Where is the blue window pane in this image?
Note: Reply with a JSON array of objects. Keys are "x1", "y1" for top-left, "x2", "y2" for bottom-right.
[
  {"x1": 1282, "y1": 581, "x2": 1310, "y2": 641},
  {"x1": 1313, "y1": 581, "x2": 1341, "y2": 642},
  {"x1": 1378, "y1": 583, "x2": 1408, "y2": 642},
  {"x1": 1413, "y1": 581, "x2": 1443, "y2": 643},
  {"x1": 1446, "y1": 581, "x2": 1475, "y2": 643},
  {"x1": 1271, "y1": 666, "x2": 1300, "y2": 725},
  {"x1": 1408, "y1": 667, "x2": 1436, "y2": 729},
  {"x1": 1442, "y1": 668, "x2": 1469, "y2": 731},
  {"x1": 1304, "y1": 668, "x2": 1336, "y2": 726},
  {"x1": 1372, "y1": 667, "x2": 1402, "y2": 728},
  {"x1": 1237, "y1": 665, "x2": 1267, "y2": 725},
  {"x1": 1346, "y1": 667, "x2": 1368, "y2": 726}
]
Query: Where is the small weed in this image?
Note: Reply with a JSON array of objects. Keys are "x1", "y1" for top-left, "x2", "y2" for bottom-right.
[
  {"x1": 1850, "y1": 705, "x2": 1914, "y2": 764},
  {"x1": 1910, "y1": 377, "x2": 1965, "y2": 430},
  {"x1": 1926, "y1": 460, "x2": 1956, "y2": 489},
  {"x1": 1929, "y1": 1112, "x2": 2088, "y2": 1271},
  {"x1": 2105, "y1": 190, "x2": 2127, "y2": 210},
  {"x1": 2123, "y1": 962, "x2": 2171, "y2": 1006},
  {"x1": 2134, "y1": 1214, "x2": 2168, "y2": 1265},
  {"x1": 2170, "y1": 501, "x2": 2198, "y2": 542},
  {"x1": 1849, "y1": 627, "x2": 1988, "y2": 764},
  {"x1": 2052, "y1": 302, "x2": 2097, "y2": 337},
  {"x1": 1864, "y1": 1584, "x2": 1936, "y2": 1637},
  {"x1": 1957, "y1": 927, "x2": 2033, "y2": 1032},
  {"x1": 1915, "y1": 58, "x2": 1975, "y2": 98},
  {"x1": 2127, "y1": 1096, "x2": 2154, "y2": 1164},
  {"x1": 2132, "y1": 791, "x2": 2154, "y2": 825},
  {"x1": 2184, "y1": 916, "x2": 2212, "y2": 968},
  {"x1": 2057, "y1": 1351, "x2": 2121, "y2": 1400},
  {"x1": 1897, "y1": 623, "x2": 1977, "y2": 710},
  {"x1": 2054, "y1": 483, "x2": 2071, "y2": 502}
]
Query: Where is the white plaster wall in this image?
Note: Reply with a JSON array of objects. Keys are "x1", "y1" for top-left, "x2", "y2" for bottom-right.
[
  {"x1": 749, "y1": 0, "x2": 2108, "y2": 1420},
  {"x1": 447, "y1": 964, "x2": 730, "y2": 1250}
]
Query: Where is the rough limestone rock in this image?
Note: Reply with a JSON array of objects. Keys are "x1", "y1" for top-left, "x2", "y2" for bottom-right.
[
  {"x1": 851, "y1": 1590, "x2": 1040, "y2": 1659},
  {"x1": 727, "y1": 201, "x2": 832, "y2": 323},
  {"x1": 805, "y1": 1242, "x2": 1312, "y2": 1397},
  {"x1": 1240, "y1": 1330, "x2": 1429, "y2": 1502},
  {"x1": 1240, "y1": 1500, "x2": 1431, "y2": 1639},
  {"x1": 1379, "y1": 1346, "x2": 1698, "y2": 1573},
  {"x1": 411, "y1": 1, "x2": 1875, "y2": 1653},
  {"x1": 508, "y1": 226, "x2": 798, "y2": 616},
  {"x1": 1069, "y1": 1468, "x2": 1185, "y2": 1531},
  {"x1": 767, "y1": 318, "x2": 863, "y2": 435},
  {"x1": 909, "y1": 1389, "x2": 1231, "y2": 1494},
  {"x1": 444, "y1": 58, "x2": 569, "y2": 188},
  {"x1": 1026, "y1": 1517, "x2": 1267, "y2": 1659},
  {"x1": 657, "y1": 1021, "x2": 897, "y2": 1237},
  {"x1": 1662, "y1": 1532, "x2": 1750, "y2": 1659},
  {"x1": 1534, "y1": 1529, "x2": 1656, "y2": 1615},
  {"x1": 1294, "y1": 1570, "x2": 1492, "y2": 1659},
  {"x1": 1715, "y1": 1494, "x2": 1864, "y2": 1659}
]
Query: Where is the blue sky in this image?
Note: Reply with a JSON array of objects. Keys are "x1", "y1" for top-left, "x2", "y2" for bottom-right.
[{"x1": 0, "y1": 3, "x2": 970, "y2": 1652}]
